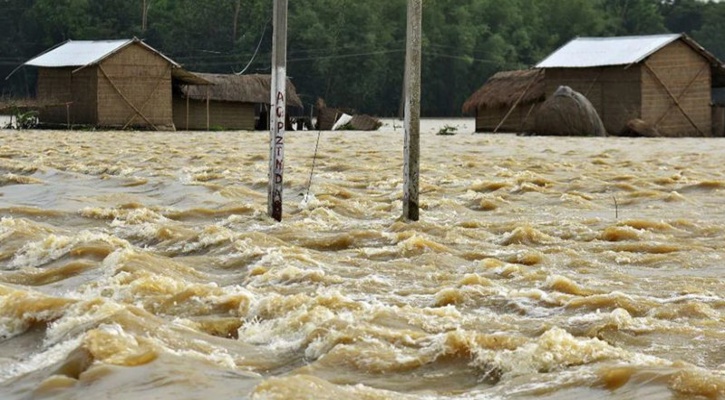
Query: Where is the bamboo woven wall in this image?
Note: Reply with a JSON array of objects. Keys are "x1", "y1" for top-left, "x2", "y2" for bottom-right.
[
  {"x1": 96, "y1": 43, "x2": 173, "y2": 129},
  {"x1": 172, "y1": 97, "x2": 255, "y2": 130},
  {"x1": 544, "y1": 66, "x2": 641, "y2": 135},
  {"x1": 71, "y1": 68, "x2": 98, "y2": 124},
  {"x1": 641, "y1": 40, "x2": 711, "y2": 137},
  {"x1": 37, "y1": 67, "x2": 99, "y2": 126},
  {"x1": 36, "y1": 68, "x2": 72, "y2": 124}
]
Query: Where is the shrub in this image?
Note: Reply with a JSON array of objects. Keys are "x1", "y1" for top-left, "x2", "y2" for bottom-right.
[{"x1": 437, "y1": 124, "x2": 458, "y2": 135}]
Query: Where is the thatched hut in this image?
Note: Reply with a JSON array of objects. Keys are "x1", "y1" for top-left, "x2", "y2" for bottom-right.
[
  {"x1": 462, "y1": 69, "x2": 545, "y2": 133},
  {"x1": 536, "y1": 33, "x2": 725, "y2": 137},
  {"x1": 23, "y1": 38, "x2": 208, "y2": 130},
  {"x1": 173, "y1": 73, "x2": 302, "y2": 131}
]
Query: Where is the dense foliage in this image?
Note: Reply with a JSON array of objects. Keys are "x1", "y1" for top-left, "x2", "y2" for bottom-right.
[{"x1": 1, "y1": 0, "x2": 724, "y2": 116}]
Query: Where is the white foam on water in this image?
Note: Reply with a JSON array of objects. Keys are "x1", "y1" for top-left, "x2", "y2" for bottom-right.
[
  {"x1": 471, "y1": 326, "x2": 665, "y2": 379},
  {"x1": 8, "y1": 231, "x2": 131, "y2": 270},
  {"x1": 0, "y1": 335, "x2": 83, "y2": 383},
  {"x1": 169, "y1": 345, "x2": 239, "y2": 370},
  {"x1": 43, "y1": 300, "x2": 126, "y2": 346}
]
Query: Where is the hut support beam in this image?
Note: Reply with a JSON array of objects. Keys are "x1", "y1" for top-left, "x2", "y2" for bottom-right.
[
  {"x1": 520, "y1": 102, "x2": 536, "y2": 132},
  {"x1": 99, "y1": 65, "x2": 159, "y2": 131},
  {"x1": 494, "y1": 70, "x2": 541, "y2": 133},
  {"x1": 652, "y1": 62, "x2": 708, "y2": 129},
  {"x1": 643, "y1": 62, "x2": 704, "y2": 136},
  {"x1": 583, "y1": 68, "x2": 604, "y2": 97}
]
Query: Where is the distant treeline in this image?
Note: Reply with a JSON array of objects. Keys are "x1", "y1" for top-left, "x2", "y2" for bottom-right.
[{"x1": 1, "y1": 0, "x2": 723, "y2": 116}]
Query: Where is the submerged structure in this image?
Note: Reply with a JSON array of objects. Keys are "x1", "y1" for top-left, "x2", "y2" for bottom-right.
[
  {"x1": 173, "y1": 73, "x2": 303, "y2": 131},
  {"x1": 462, "y1": 69, "x2": 544, "y2": 133},
  {"x1": 537, "y1": 33, "x2": 725, "y2": 137},
  {"x1": 465, "y1": 34, "x2": 725, "y2": 136},
  {"x1": 23, "y1": 38, "x2": 209, "y2": 130}
]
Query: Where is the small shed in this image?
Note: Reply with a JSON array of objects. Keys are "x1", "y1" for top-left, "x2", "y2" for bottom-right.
[
  {"x1": 536, "y1": 33, "x2": 725, "y2": 137},
  {"x1": 462, "y1": 69, "x2": 545, "y2": 133},
  {"x1": 23, "y1": 38, "x2": 208, "y2": 130},
  {"x1": 173, "y1": 73, "x2": 302, "y2": 131}
]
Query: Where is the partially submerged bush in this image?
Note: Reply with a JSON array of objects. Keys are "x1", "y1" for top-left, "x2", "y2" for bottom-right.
[
  {"x1": 437, "y1": 125, "x2": 458, "y2": 135},
  {"x1": 3, "y1": 105, "x2": 39, "y2": 129}
]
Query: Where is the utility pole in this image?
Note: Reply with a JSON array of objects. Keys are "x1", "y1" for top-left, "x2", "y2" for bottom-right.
[
  {"x1": 403, "y1": 0, "x2": 422, "y2": 221},
  {"x1": 268, "y1": 0, "x2": 288, "y2": 221},
  {"x1": 142, "y1": 0, "x2": 149, "y2": 32},
  {"x1": 232, "y1": 0, "x2": 242, "y2": 45}
]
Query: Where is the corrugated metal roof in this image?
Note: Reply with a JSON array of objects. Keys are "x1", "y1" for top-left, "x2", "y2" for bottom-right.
[
  {"x1": 25, "y1": 39, "x2": 132, "y2": 67},
  {"x1": 24, "y1": 38, "x2": 181, "y2": 69},
  {"x1": 536, "y1": 34, "x2": 682, "y2": 68}
]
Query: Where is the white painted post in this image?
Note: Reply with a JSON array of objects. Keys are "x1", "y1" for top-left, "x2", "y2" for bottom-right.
[
  {"x1": 268, "y1": 0, "x2": 288, "y2": 221},
  {"x1": 403, "y1": 0, "x2": 422, "y2": 221}
]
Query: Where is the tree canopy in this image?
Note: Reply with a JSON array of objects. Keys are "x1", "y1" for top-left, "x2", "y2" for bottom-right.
[{"x1": 1, "y1": 0, "x2": 724, "y2": 116}]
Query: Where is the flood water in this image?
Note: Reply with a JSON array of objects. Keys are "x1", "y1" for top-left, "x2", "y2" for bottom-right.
[{"x1": 1, "y1": 120, "x2": 724, "y2": 399}]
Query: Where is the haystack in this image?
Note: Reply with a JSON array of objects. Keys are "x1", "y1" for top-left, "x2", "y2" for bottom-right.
[{"x1": 533, "y1": 86, "x2": 606, "y2": 136}]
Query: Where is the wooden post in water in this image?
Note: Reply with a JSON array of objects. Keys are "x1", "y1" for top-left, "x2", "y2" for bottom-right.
[
  {"x1": 268, "y1": 0, "x2": 288, "y2": 221},
  {"x1": 403, "y1": 0, "x2": 422, "y2": 221}
]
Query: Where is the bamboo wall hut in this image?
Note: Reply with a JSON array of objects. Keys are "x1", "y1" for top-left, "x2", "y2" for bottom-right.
[
  {"x1": 536, "y1": 33, "x2": 725, "y2": 137},
  {"x1": 23, "y1": 38, "x2": 208, "y2": 130},
  {"x1": 462, "y1": 69, "x2": 545, "y2": 133},
  {"x1": 173, "y1": 73, "x2": 302, "y2": 131}
]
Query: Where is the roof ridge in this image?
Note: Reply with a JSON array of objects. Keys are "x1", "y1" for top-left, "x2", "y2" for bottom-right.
[{"x1": 572, "y1": 33, "x2": 681, "y2": 41}]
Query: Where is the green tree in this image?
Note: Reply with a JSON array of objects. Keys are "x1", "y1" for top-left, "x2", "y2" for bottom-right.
[
  {"x1": 660, "y1": 0, "x2": 705, "y2": 33},
  {"x1": 692, "y1": 2, "x2": 725, "y2": 61},
  {"x1": 599, "y1": 0, "x2": 666, "y2": 35},
  {"x1": 1, "y1": 0, "x2": 717, "y2": 115},
  {"x1": 287, "y1": 0, "x2": 405, "y2": 115}
]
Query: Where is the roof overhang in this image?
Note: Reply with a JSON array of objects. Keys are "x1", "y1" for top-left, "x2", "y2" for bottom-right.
[
  {"x1": 679, "y1": 35, "x2": 725, "y2": 87},
  {"x1": 172, "y1": 69, "x2": 212, "y2": 85}
]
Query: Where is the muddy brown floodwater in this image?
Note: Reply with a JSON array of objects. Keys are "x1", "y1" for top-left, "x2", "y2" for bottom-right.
[{"x1": 0, "y1": 121, "x2": 724, "y2": 399}]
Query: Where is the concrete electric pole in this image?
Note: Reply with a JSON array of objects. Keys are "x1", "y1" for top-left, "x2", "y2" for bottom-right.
[
  {"x1": 268, "y1": 0, "x2": 288, "y2": 221},
  {"x1": 403, "y1": 0, "x2": 422, "y2": 221}
]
